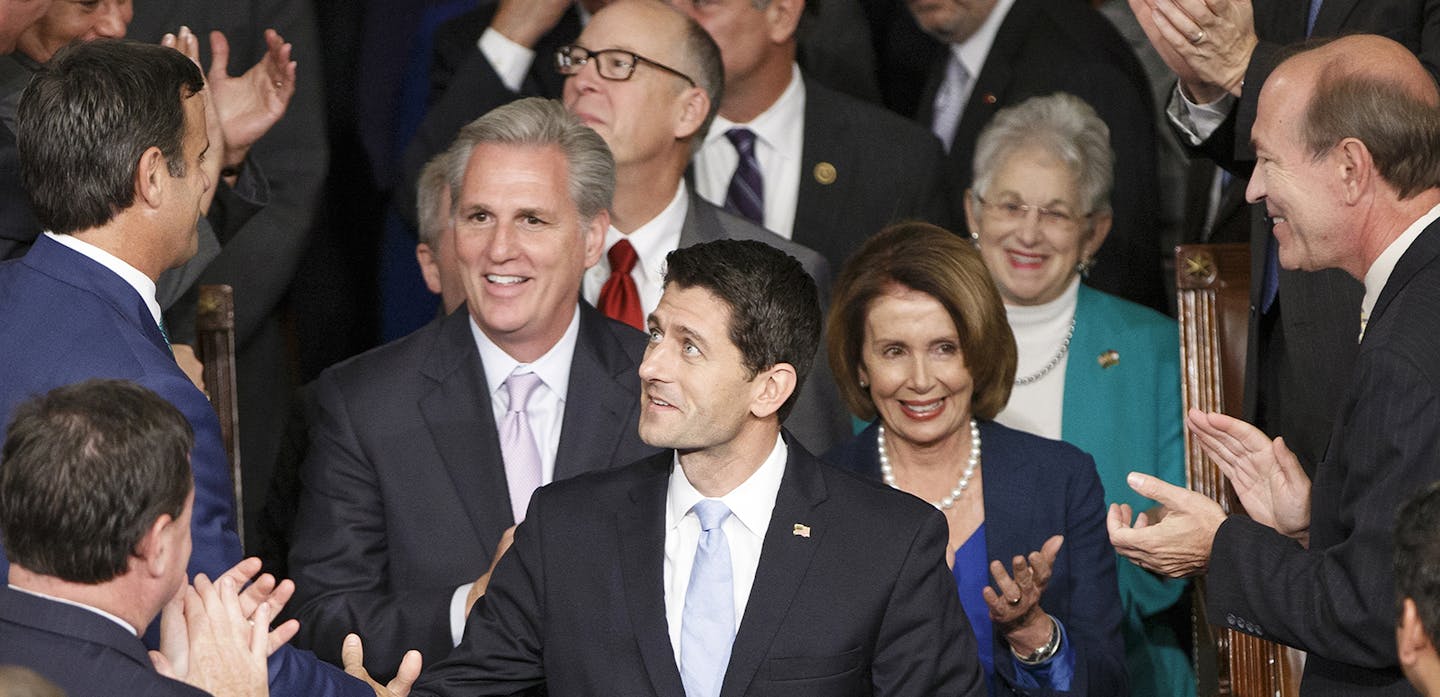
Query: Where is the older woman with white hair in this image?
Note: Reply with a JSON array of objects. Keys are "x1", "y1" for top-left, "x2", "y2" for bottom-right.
[{"x1": 965, "y1": 93, "x2": 1192, "y2": 697}]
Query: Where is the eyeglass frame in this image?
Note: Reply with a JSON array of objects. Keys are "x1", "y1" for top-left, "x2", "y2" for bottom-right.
[
  {"x1": 971, "y1": 192, "x2": 1093, "y2": 230},
  {"x1": 554, "y1": 44, "x2": 697, "y2": 88}
]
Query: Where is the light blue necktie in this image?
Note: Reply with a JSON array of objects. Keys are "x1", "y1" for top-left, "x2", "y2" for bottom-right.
[{"x1": 680, "y1": 499, "x2": 735, "y2": 697}]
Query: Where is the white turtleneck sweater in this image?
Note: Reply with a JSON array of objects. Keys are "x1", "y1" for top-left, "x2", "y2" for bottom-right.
[{"x1": 994, "y1": 278, "x2": 1080, "y2": 440}]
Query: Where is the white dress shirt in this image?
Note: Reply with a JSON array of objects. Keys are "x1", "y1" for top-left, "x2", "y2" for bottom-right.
[
  {"x1": 1166, "y1": 86, "x2": 1236, "y2": 147},
  {"x1": 9, "y1": 584, "x2": 138, "y2": 635},
  {"x1": 46, "y1": 231, "x2": 161, "y2": 327},
  {"x1": 944, "y1": 0, "x2": 1017, "y2": 112},
  {"x1": 664, "y1": 435, "x2": 788, "y2": 667},
  {"x1": 582, "y1": 182, "x2": 687, "y2": 318},
  {"x1": 450, "y1": 304, "x2": 582, "y2": 642},
  {"x1": 995, "y1": 278, "x2": 1078, "y2": 440},
  {"x1": 693, "y1": 64, "x2": 806, "y2": 239},
  {"x1": 1360, "y1": 202, "x2": 1440, "y2": 341},
  {"x1": 477, "y1": 3, "x2": 593, "y2": 93}
]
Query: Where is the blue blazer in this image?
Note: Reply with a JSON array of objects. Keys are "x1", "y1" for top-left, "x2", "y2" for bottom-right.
[
  {"x1": 1061, "y1": 284, "x2": 1190, "y2": 696},
  {"x1": 0, "y1": 586, "x2": 208, "y2": 697},
  {"x1": 0, "y1": 235, "x2": 367, "y2": 697},
  {"x1": 826, "y1": 420, "x2": 1126, "y2": 696}
]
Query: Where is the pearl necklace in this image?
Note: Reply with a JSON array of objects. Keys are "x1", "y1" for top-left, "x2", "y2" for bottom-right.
[
  {"x1": 877, "y1": 419, "x2": 980, "y2": 510},
  {"x1": 1014, "y1": 316, "x2": 1075, "y2": 386}
]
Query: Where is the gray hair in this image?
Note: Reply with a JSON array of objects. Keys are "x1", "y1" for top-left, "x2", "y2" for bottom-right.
[
  {"x1": 416, "y1": 148, "x2": 456, "y2": 247},
  {"x1": 971, "y1": 92, "x2": 1114, "y2": 217},
  {"x1": 444, "y1": 97, "x2": 615, "y2": 224},
  {"x1": 679, "y1": 8, "x2": 725, "y2": 143}
]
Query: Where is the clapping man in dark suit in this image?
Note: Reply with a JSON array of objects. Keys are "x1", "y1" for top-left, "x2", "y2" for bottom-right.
[
  {"x1": 1110, "y1": 35, "x2": 1440, "y2": 696},
  {"x1": 345, "y1": 238, "x2": 985, "y2": 697},
  {"x1": 676, "y1": 0, "x2": 951, "y2": 275},
  {"x1": 287, "y1": 97, "x2": 658, "y2": 678},
  {"x1": 559, "y1": 0, "x2": 847, "y2": 454}
]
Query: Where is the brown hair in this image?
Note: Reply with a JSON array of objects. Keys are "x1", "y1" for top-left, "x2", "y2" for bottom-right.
[{"x1": 826, "y1": 222, "x2": 1016, "y2": 422}]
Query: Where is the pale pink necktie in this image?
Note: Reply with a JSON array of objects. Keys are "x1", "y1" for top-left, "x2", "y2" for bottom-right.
[{"x1": 500, "y1": 371, "x2": 544, "y2": 523}]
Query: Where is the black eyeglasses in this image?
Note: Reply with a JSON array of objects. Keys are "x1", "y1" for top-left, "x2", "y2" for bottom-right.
[{"x1": 555, "y1": 45, "x2": 696, "y2": 87}]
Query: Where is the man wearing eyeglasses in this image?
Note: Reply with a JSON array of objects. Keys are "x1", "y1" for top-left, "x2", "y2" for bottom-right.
[{"x1": 557, "y1": 0, "x2": 848, "y2": 456}]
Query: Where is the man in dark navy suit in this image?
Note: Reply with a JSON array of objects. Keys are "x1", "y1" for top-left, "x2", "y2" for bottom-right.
[{"x1": 1111, "y1": 35, "x2": 1440, "y2": 697}]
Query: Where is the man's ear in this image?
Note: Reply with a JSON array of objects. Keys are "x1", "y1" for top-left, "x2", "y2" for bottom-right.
[
  {"x1": 749, "y1": 362, "x2": 798, "y2": 419},
  {"x1": 135, "y1": 146, "x2": 168, "y2": 209},
  {"x1": 674, "y1": 86, "x2": 710, "y2": 142},
  {"x1": 416, "y1": 242, "x2": 442, "y2": 295},
  {"x1": 133, "y1": 513, "x2": 177, "y2": 579},
  {"x1": 582, "y1": 209, "x2": 610, "y2": 269},
  {"x1": 1335, "y1": 137, "x2": 1373, "y2": 204},
  {"x1": 765, "y1": 0, "x2": 805, "y2": 44}
]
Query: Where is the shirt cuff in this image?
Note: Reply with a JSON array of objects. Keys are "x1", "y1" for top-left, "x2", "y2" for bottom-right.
[
  {"x1": 1166, "y1": 83, "x2": 1236, "y2": 146},
  {"x1": 449, "y1": 583, "x2": 472, "y2": 646},
  {"x1": 478, "y1": 27, "x2": 537, "y2": 94},
  {"x1": 1009, "y1": 615, "x2": 1076, "y2": 691}
]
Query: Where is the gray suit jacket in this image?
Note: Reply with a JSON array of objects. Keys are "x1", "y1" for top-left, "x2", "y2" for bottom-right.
[
  {"x1": 677, "y1": 194, "x2": 849, "y2": 456},
  {"x1": 287, "y1": 302, "x2": 659, "y2": 678}
]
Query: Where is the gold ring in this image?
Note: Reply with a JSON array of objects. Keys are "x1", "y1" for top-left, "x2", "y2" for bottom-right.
[{"x1": 1191, "y1": 30, "x2": 1206, "y2": 44}]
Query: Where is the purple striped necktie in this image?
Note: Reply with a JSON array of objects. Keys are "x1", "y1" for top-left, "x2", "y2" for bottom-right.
[{"x1": 723, "y1": 127, "x2": 765, "y2": 226}]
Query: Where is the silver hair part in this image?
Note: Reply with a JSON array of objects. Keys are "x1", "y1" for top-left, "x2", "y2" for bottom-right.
[
  {"x1": 444, "y1": 97, "x2": 615, "y2": 224},
  {"x1": 416, "y1": 148, "x2": 456, "y2": 247},
  {"x1": 971, "y1": 92, "x2": 1114, "y2": 217}
]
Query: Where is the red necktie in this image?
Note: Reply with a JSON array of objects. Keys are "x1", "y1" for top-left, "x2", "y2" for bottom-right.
[{"x1": 598, "y1": 239, "x2": 644, "y2": 330}]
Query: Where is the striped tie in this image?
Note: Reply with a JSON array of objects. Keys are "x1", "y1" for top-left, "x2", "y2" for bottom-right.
[{"x1": 723, "y1": 128, "x2": 764, "y2": 226}]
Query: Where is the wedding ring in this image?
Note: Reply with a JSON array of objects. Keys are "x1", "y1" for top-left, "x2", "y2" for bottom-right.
[
  {"x1": 273, "y1": 80, "x2": 284, "y2": 88},
  {"x1": 1191, "y1": 30, "x2": 1206, "y2": 44},
  {"x1": 1007, "y1": 596, "x2": 1021, "y2": 606}
]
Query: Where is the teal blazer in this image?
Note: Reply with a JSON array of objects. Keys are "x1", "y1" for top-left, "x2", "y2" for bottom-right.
[{"x1": 1061, "y1": 284, "x2": 1192, "y2": 697}]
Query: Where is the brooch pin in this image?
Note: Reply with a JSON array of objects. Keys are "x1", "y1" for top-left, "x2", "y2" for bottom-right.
[
  {"x1": 1098, "y1": 350, "x2": 1120, "y2": 369},
  {"x1": 813, "y1": 162, "x2": 837, "y2": 185},
  {"x1": 792, "y1": 523, "x2": 811, "y2": 538}
]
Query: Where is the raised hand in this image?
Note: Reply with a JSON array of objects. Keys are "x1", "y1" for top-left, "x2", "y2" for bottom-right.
[
  {"x1": 1107, "y1": 472, "x2": 1227, "y2": 577},
  {"x1": 152, "y1": 574, "x2": 290, "y2": 697},
  {"x1": 205, "y1": 28, "x2": 296, "y2": 169},
  {"x1": 1127, "y1": 0, "x2": 1258, "y2": 103},
  {"x1": 1186, "y1": 408, "x2": 1311, "y2": 542},
  {"x1": 342, "y1": 634, "x2": 422, "y2": 697},
  {"x1": 983, "y1": 535, "x2": 1063, "y2": 655},
  {"x1": 490, "y1": 0, "x2": 573, "y2": 49}
]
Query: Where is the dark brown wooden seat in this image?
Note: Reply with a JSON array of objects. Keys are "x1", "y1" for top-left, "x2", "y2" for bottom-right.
[{"x1": 196, "y1": 284, "x2": 243, "y2": 549}]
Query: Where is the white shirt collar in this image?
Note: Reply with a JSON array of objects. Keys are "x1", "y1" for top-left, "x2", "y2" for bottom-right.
[
  {"x1": 8, "y1": 583, "x2": 139, "y2": 636},
  {"x1": 1362, "y1": 202, "x2": 1440, "y2": 332},
  {"x1": 470, "y1": 304, "x2": 582, "y2": 403},
  {"x1": 704, "y1": 63, "x2": 805, "y2": 160},
  {"x1": 604, "y1": 181, "x2": 688, "y2": 288},
  {"x1": 953, "y1": 0, "x2": 1018, "y2": 80},
  {"x1": 665, "y1": 433, "x2": 788, "y2": 541},
  {"x1": 45, "y1": 231, "x2": 162, "y2": 326}
]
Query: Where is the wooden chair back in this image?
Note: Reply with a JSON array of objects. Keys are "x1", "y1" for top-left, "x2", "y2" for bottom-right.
[
  {"x1": 1175, "y1": 244, "x2": 1304, "y2": 697},
  {"x1": 196, "y1": 284, "x2": 243, "y2": 549}
]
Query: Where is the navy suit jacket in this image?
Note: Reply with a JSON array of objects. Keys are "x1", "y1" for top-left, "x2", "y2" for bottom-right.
[
  {"x1": 1205, "y1": 218, "x2": 1440, "y2": 696},
  {"x1": 0, "y1": 235, "x2": 368, "y2": 697},
  {"x1": 0, "y1": 587, "x2": 208, "y2": 697},
  {"x1": 826, "y1": 420, "x2": 1126, "y2": 697},
  {"x1": 413, "y1": 437, "x2": 987, "y2": 697},
  {"x1": 287, "y1": 301, "x2": 659, "y2": 676}
]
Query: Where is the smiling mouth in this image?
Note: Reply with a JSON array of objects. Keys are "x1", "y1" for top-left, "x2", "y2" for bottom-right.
[
  {"x1": 899, "y1": 398, "x2": 944, "y2": 419},
  {"x1": 486, "y1": 274, "x2": 528, "y2": 285},
  {"x1": 1006, "y1": 250, "x2": 1045, "y2": 267}
]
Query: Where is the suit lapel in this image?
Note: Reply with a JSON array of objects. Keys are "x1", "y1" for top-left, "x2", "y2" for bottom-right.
[
  {"x1": 719, "y1": 440, "x2": 829, "y2": 697},
  {"x1": 419, "y1": 308, "x2": 517, "y2": 545},
  {"x1": 950, "y1": 0, "x2": 1031, "y2": 186},
  {"x1": 794, "y1": 80, "x2": 858, "y2": 267},
  {"x1": 1367, "y1": 220, "x2": 1440, "y2": 334},
  {"x1": 24, "y1": 235, "x2": 170, "y2": 354},
  {"x1": 678, "y1": 192, "x2": 724, "y2": 249},
  {"x1": 1311, "y1": 0, "x2": 1360, "y2": 38},
  {"x1": 555, "y1": 304, "x2": 639, "y2": 479},
  {"x1": 616, "y1": 454, "x2": 687, "y2": 697}
]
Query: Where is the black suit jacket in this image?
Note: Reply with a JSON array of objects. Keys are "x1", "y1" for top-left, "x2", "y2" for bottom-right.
[
  {"x1": 790, "y1": 77, "x2": 953, "y2": 275},
  {"x1": 676, "y1": 194, "x2": 851, "y2": 456},
  {"x1": 0, "y1": 587, "x2": 209, "y2": 697},
  {"x1": 287, "y1": 302, "x2": 659, "y2": 675},
  {"x1": 1181, "y1": 0, "x2": 1440, "y2": 471},
  {"x1": 896, "y1": 0, "x2": 1164, "y2": 311},
  {"x1": 1206, "y1": 218, "x2": 1440, "y2": 696},
  {"x1": 414, "y1": 438, "x2": 986, "y2": 697}
]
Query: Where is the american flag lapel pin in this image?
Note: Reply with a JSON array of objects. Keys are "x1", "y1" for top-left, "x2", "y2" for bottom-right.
[{"x1": 793, "y1": 523, "x2": 811, "y2": 538}]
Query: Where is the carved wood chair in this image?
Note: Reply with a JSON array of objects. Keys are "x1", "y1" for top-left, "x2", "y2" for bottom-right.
[
  {"x1": 1175, "y1": 243, "x2": 1304, "y2": 697},
  {"x1": 196, "y1": 284, "x2": 244, "y2": 549}
]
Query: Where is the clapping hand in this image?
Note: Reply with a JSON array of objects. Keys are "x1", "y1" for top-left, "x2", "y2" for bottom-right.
[
  {"x1": 1186, "y1": 409, "x2": 1311, "y2": 543},
  {"x1": 983, "y1": 535, "x2": 1063, "y2": 655}
]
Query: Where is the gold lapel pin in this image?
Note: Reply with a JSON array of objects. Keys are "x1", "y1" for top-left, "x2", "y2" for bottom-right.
[
  {"x1": 792, "y1": 523, "x2": 811, "y2": 538},
  {"x1": 813, "y1": 162, "x2": 837, "y2": 185},
  {"x1": 1098, "y1": 350, "x2": 1120, "y2": 369},
  {"x1": 982, "y1": 93, "x2": 998, "y2": 105}
]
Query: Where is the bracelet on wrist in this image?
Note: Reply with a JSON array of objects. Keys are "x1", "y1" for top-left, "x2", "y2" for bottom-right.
[{"x1": 1012, "y1": 614, "x2": 1061, "y2": 665}]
